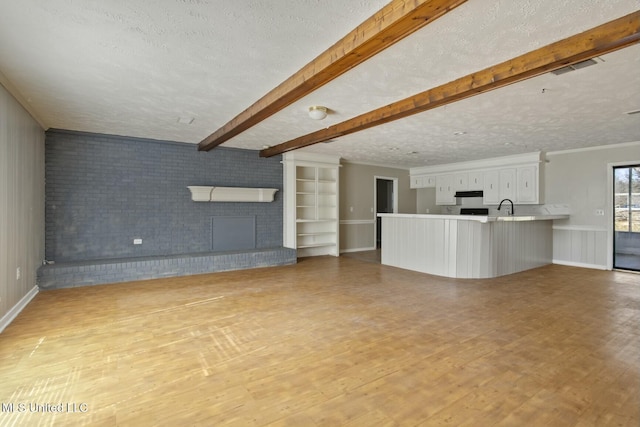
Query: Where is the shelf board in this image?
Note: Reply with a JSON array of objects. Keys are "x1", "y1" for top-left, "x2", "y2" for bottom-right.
[
  {"x1": 297, "y1": 232, "x2": 336, "y2": 236},
  {"x1": 296, "y1": 192, "x2": 315, "y2": 195},
  {"x1": 298, "y1": 243, "x2": 336, "y2": 249},
  {"x1": 296, "y1": 205, "x2": 315, "y2": 208},
  {"x1": 296, "y1": 219, "x2": 337, "y2": 223}
]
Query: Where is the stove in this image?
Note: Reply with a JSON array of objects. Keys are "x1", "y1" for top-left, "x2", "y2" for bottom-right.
[{"x1": 460, "y1": 208, "x2": 489, "y2": 216}]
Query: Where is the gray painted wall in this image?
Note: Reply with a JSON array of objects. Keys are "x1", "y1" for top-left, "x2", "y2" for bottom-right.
[
  {"x1": 546, "y1": 143, "x2": 640, "y2": 228},
  {"x1": 546, "y1": 142, "x2": 640, "y2": 268},
  {"x1": 45, "y1": 130, "x2": 283, "y2": 262},
  {"x1": 0, "y1": 83, "x2": 45, "y2": 322}
]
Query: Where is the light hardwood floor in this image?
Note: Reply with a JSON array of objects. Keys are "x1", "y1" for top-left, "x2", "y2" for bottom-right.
[{"x1": 0, "y1": 256, "x2": 638, "y2": 426}]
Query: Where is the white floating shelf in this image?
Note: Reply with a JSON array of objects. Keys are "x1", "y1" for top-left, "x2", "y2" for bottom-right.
[{"x1": 187, "y1": 186, "x2": 278, "y2": 202}]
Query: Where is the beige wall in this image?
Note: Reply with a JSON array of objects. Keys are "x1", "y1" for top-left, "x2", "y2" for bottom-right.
[
  {"x1": 546, "y1": 142, "x2": 640, "y2": 228},
  {"x1": 416, "y1": 187, "x2": 441, "y2": 215},
  {"x1": 0, "y1": 83, "x2": 45, "y2": 326},
  {"x1": 546, "y1": 141, "x2": 640, "y2": 268},
  {"x1": 339, "y1": 162, "x2": 415, "y2": 252}
]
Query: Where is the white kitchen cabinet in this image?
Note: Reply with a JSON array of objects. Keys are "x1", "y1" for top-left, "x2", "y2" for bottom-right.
[
  {"x1": 423, "y1": 175, "x2": 436, "y2": 188},
  {"x1": 410, "y1": 175, "x2": 423, "y2": 189},
  {"x1": 483, "y1": 170, "x2": 500, "y2": 204},
  {"x1": 410, "y1": 152, "x2": 543, "y2": 206},
  {"x1": 517, "y1": 165, "x2": 538, "y2": 203},
  {"x1": 499, "y1": 168, "x2": 517, "y2": 201},
  {"x1": 436, "y1": 174, "x2": 455, "y2": 205},
  {"x1": 410, "y1": 174, "x2": 436, "y2": 189},
  {"x1": 283, "y1": 153, "x2": 340, "y2": 257},
  {"x1": 453, "y1": 173, "x2": 468, "y2": 191},
  {"x1": 484, "y1": 167, "x2": 539, "y2": 205},
  {"x1": 468, "y1": 171, "x2": 484, "y2": 190}
]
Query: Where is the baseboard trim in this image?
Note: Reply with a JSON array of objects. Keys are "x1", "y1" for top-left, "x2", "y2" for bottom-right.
[
  {"x1": 552, "y1": 259, "x2": 608, "y2": 271},
  {"x1": 0, "y1": 285, "x2": 39, "y2": 334},
  {"x1": 340, "y1": 246, "x2": 377, "y2": 254},
  {"x1": 339, "y1": 220, "x2": 375, "y2": 225}
]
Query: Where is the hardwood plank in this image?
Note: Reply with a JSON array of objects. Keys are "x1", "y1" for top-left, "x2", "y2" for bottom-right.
[
  {"x1": 260, "y1": 11, "x2": 640, "y2": 157},
  {"x1": 0, "y1": 257, "x2": 638, "y2": 425},
  {"x1": 197, "y1": 0, "x2": 467, "y2": 151}
]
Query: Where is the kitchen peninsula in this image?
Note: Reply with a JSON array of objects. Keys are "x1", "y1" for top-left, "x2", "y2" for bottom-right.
[{"x1": 378, "y1": 213, "x2": 569, "y2": 279}]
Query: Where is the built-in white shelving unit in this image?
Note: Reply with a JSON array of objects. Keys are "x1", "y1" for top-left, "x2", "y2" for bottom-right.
[{"x1": 283, "y1": 152, "x2": 340, "y2": 257}]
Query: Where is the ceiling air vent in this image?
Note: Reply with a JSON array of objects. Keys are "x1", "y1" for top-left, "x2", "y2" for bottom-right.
[{"x1": 551, "y1": 58, "x2": 598, "y2": 75}]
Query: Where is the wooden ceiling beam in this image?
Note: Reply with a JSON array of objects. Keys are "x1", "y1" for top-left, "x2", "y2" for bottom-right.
[
  {"x1": 260, "y1": 11, "x2": 640, "y2": 158},
  {"x1": 197, "y1": 0, "x2": 468, "y2": 151}
]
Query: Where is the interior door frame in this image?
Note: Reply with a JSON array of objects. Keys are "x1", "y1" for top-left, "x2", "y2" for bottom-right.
[
  {"x1": 606, "y1": 160, "x2": 640, "y2": 270},
  {"x1": 373, "y1": 176, "x2": 398, "y2": 248}
]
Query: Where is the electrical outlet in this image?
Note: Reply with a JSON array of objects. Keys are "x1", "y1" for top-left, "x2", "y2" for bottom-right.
[
  {"x1": 595, "y1": 209, "x2": 605, "y2": 216},
  {"x1": 133, "y1": 238, "x2": 143, "y2": 245},
  {"x1": 16, "y1": 267, "x2": 21, "y2": 280}
]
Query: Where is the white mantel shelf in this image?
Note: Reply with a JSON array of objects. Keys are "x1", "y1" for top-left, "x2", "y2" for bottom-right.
[{"x1": 187, "y1": 186, "x2": 278, "y2": 202}]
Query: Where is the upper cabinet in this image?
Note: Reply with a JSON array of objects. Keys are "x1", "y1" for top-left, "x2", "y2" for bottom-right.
[
  {"x1": 453, "y1": 173, "x2": 468, "y2": 191},
  {"x1": 483, "y1": 170, "x2": 500, "y2": 204},
  {"x1": 498, "y1": 168, "x2": 517, "y2": 201},
  {"x1": 410, "y1": 174, "x2": 436, "y2": 188},
  {"x1": 409, "y1": 175, "x2": 423, "y2": 189},
  {"x1": 468, "y1": 171, "x2": 483, "y2": 190},
  {"x1": 516, "y1": 165, "x2": 538, "y2": 203},
  {"x1": 410, "y1": 152, "x2": 543, "y2": 205},
  {"x1": 484, "y1": 166, "x2": 538, "y2": 204},
  {"x1": 423, "y1": 175, "x2": 436, "y2": 188},
  {"x1": 436, "y1": 174, "x2": 455, "y2": 205}
]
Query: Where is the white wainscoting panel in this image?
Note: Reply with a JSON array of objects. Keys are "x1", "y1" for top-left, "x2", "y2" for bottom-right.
[
  {"x1": 491, "y1": 221, "x2": 553, "y2": 277},
  {"x1": 380, "y1": 216, "x2": 554, "y2": 279},
  {"x1": 553, "y1": 226, "x2": 608, "y2": 269}
]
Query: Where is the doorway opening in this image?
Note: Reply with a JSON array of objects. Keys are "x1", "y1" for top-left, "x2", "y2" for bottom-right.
[
  {"x1": 374, "y1": 176, "x2": 398, "y2": 249},
  {"x1": 613, "y1": 165, "x2": 640, "y2": 272}
]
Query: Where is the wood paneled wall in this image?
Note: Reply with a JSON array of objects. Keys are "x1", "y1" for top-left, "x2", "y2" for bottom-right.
[
  {"x1": 381, "y1": 216, "x2": 553, "y2": 278},
  {"x1": 0, "y1": 84, "x2": 45, "y2": 328}
]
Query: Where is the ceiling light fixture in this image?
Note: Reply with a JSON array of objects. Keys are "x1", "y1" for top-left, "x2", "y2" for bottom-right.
[{"x1": 308, "y1": 106, "x2": 328, "y2": 120}]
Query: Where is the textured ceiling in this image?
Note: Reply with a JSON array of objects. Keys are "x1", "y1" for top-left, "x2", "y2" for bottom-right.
[{"x1": 0, "y1": 0, "x2": 639, "y2": 168}]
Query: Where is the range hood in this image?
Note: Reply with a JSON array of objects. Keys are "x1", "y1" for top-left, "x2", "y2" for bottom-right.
[{"x1": 454, "y1": 190, "x2": 483, "y2": 198}]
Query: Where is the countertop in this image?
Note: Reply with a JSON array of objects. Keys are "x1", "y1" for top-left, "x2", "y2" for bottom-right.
[{"x1": 377, "y1": 213, "x2": 570, "y2": 223}]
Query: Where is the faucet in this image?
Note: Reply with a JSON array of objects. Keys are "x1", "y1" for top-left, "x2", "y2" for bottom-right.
[{"x1": 497, "y1": 199, "x2": 514, "y2": 216}]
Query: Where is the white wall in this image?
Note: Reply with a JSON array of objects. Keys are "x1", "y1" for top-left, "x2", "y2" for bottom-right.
[
  {"x1": 546, "y1": 142, "x2": 640, "y2": 269},
  {"x1": 0, "y1": 83, "x2": 45, "y2": 330}
]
